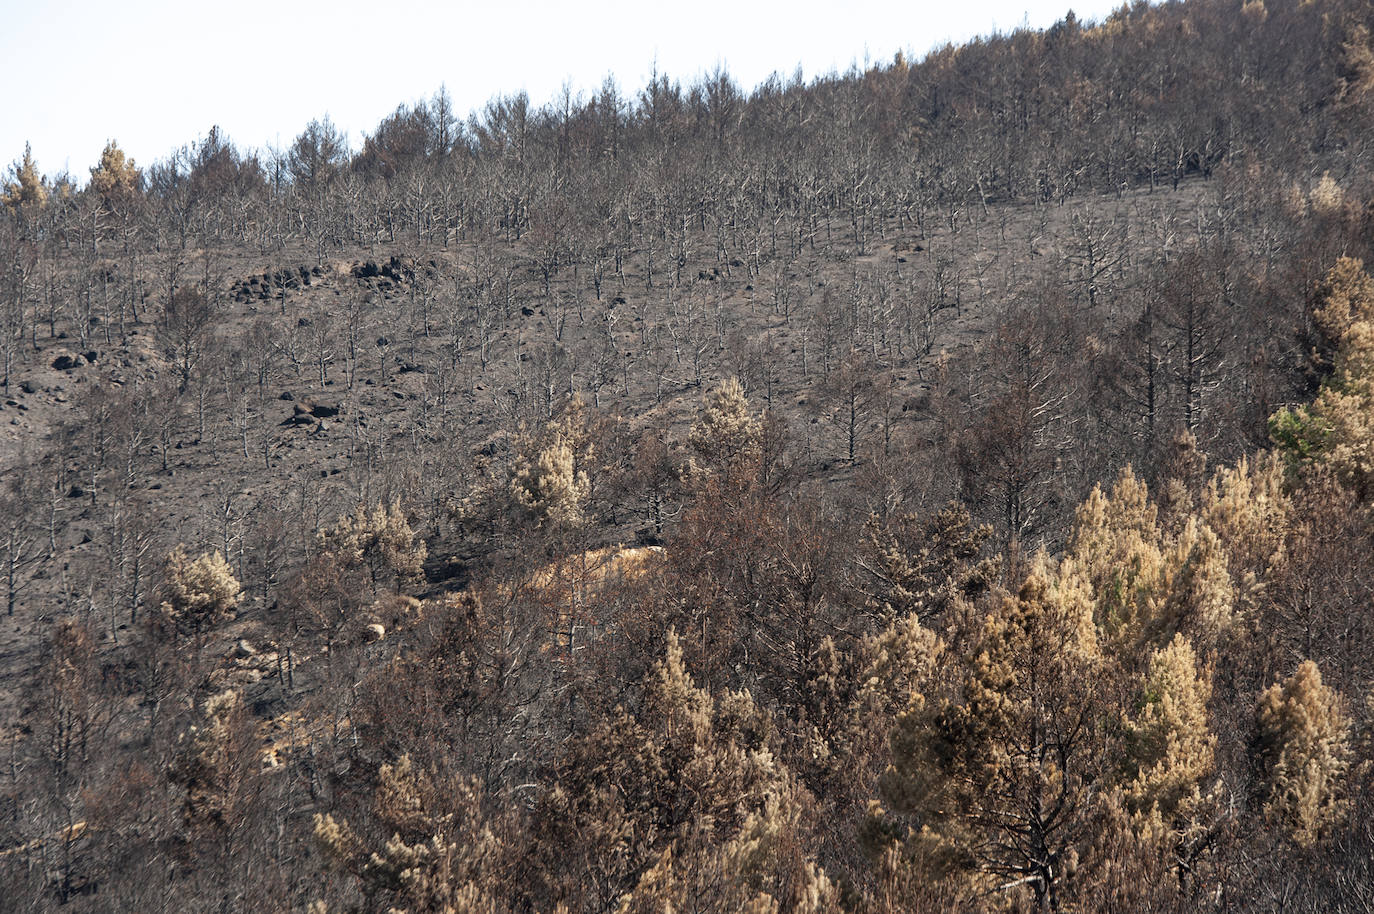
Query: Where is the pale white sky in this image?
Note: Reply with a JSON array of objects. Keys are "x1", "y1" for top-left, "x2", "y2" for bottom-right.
[{"x1": 3, "y1": 0, "x2": 1121, "y2": 182}]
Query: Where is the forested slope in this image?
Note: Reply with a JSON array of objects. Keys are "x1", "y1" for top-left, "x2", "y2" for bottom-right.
[{"x1": 4, "y1": 0, "x2": 1374, "y2": 910}]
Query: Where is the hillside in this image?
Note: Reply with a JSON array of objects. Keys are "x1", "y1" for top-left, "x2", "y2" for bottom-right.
[{"x1": 4, "y1": 0, "x2": 1374, "y2": 911}]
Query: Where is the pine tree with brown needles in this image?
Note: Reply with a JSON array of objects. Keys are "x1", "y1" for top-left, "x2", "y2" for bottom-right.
[
  {"x1": 878, "y1": 559, "x2": 1109, "y2": 911},
  {"x1": 156, "y1": 545, "x2": 242, "y2": 647},
  {"x1": 689, "y1": 377, "x2": 762, "y2": 478},
  {"x1": 1254, "y1": 660, "x2": 1353, "y2": 847},
  {"x1": 1, "y1": 143, "x2": 47, "y2": 218},
  {"x1": 319, "y1": 500, "x2": 426, "y2": 593}
]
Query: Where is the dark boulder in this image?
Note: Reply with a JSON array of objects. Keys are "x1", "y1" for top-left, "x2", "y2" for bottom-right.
[{"x1": 51, "y1": 353, "x2": 84, "y2": 371}]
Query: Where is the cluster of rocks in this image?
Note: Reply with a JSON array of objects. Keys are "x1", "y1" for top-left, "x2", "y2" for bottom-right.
[
  {"x1": 231, "y1": 264, "x2": 323, "y2": 303},
  {"x1": 51, "y1": 349, "x2": 98, "y2": 371},
  {"x1": 208, "y1": 638, "x2": 280, "y2": 691},
  {"x1": 352, "y1": 254, "x2": 416, "y2": 286},
  {"x1": 351, "y1": 255, "x2": 444, "y2": 292},
  {"x1": 280, "y1": 396, "x2": 341, "y2": 428}
]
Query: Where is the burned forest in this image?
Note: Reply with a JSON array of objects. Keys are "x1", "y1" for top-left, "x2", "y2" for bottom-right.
[{"x1": 4, "y1": 0, "x2": 1374, "y2": 910}]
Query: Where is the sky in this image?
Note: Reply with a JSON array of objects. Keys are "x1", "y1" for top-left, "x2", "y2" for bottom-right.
[{"x1": 2, "y1": 0, "x2": 1124, "y2": 182}]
